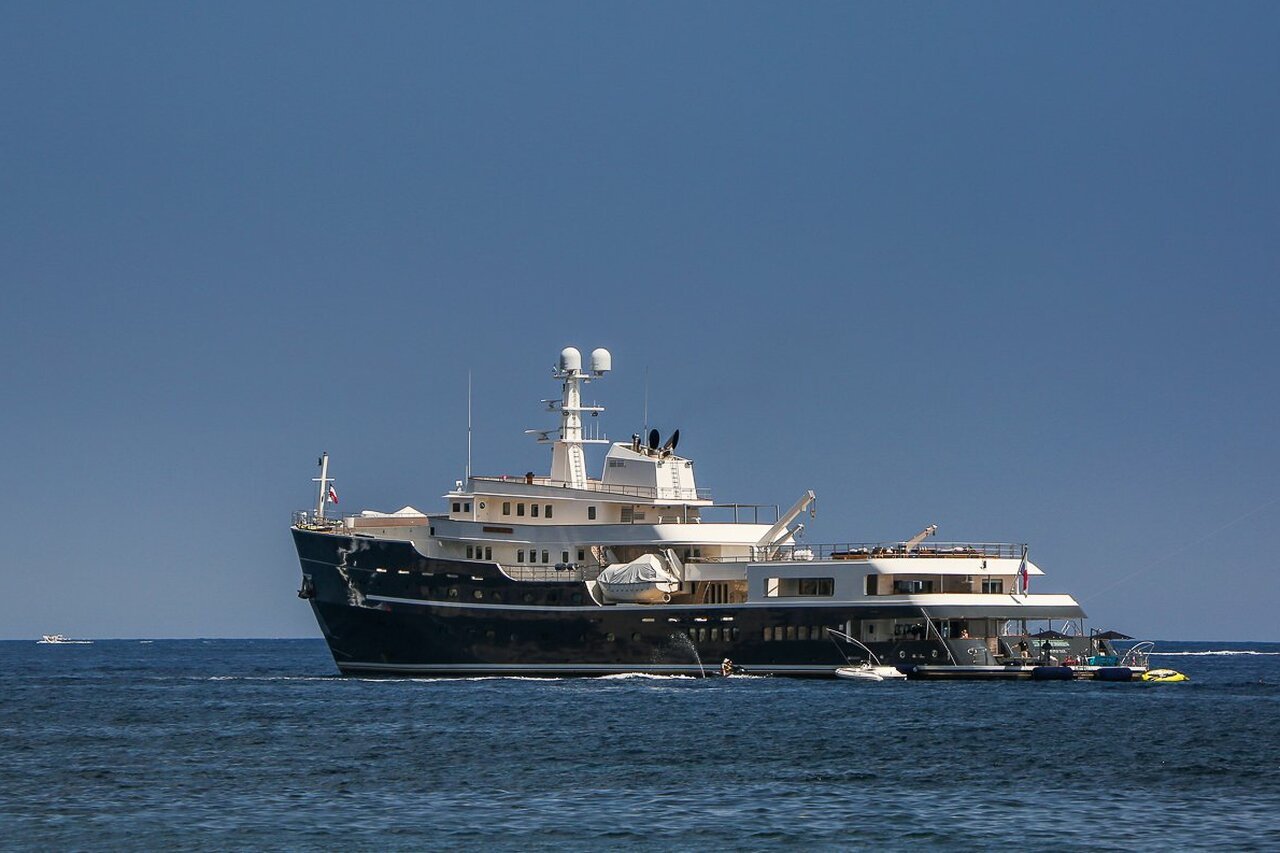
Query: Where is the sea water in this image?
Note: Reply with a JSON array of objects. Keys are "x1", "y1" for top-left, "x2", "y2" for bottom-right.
[{"x1": 3, "y1": 639, "x2": 1279, "y2": 850}]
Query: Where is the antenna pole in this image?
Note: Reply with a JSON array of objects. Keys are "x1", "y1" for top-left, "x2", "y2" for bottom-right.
[
  {"x1": 643, "y1": 366, "x2": 649, "y2": 435},
  {"x1": 466, "y1": 370, "x2": 472, "y2": 483},
  {"x1": 314, "y1": 452, "x2": 330, "y2": 521}
]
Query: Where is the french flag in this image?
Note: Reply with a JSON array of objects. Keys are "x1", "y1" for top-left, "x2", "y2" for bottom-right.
[
  {"x1": 327, "y1": 484, "x2": 339, "y2": 505},
  {"x1": 1018, "y1": 547, "x2": 1029, "y2": 594}
]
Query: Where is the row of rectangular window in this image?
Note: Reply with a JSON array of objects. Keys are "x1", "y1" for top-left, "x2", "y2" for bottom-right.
[
  {"x1": 452, "y1": 502, "x2": 472, "y2": 513},
  {"x1": 865, "y1": 577, "x2": 1005, "y2": 595},
  {"x1": 514, "y1": 549, "x2": 585, "y2": 564},
  {"x1": 762, "y1": 625, "x2": 834, "y2": 641},
  {"x1": 500, "y1": 502, "x2": 575, "y2": 519},
  {"x1": 463, "y1": 546, "x2": 589, "y2": 564},
  {"x1": 763, "y1": 577, "x2": 835, "y2": 597},
  {"x1": 484, "y1": 503, "x2": 598, "y2": 520},
  {"x1": 687, "y1": 627, "x2": 742, "y2": 643}
]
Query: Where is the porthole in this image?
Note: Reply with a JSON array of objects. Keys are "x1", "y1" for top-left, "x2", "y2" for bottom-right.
[
  {"x1": 606, "y1": 632, "x2": 616, "y2": 642},
  {"x1": 473, "y1": 590, "x2": 484, "y2": 600},
  {"x1": 522, "y1": 593, "x2": 535, "y2": 603},
  {"x1": 448, "y1": 588, "x2": 459, "y2": 599},
  {"x1": 478, "y1": 501, "x2": 486, "y2": 510}
]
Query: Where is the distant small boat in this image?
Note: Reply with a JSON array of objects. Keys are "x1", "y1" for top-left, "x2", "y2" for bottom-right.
[{"x1": 37, "y1": 634, "x2": 93, "y2": 645}]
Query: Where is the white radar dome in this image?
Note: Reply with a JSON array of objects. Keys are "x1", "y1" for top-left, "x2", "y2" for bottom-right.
[
  {"x1": 559, "y1": 347, "x2": 582, "y2": 372},
  {"x1": 590, "y1": 347, "x2": 612, "y2": 374}
]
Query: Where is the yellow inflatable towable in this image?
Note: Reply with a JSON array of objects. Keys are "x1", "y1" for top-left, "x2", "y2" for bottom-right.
[{"x1": 1141, "y1": 668, "x2": 1189, "y2": 683}]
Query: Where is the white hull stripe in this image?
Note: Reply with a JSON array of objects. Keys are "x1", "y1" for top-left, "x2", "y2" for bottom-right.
[
  {"x1": 362, "y1": 593, "x2": 887, "y2": 613},
  {"x1": 361, "y1": 592, "x2": 1078, "y2": 616}
]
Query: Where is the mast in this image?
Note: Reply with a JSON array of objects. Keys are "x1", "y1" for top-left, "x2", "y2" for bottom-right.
[
  {"x1": 466, "y1": 370, "x2": 472, "y2": 482},
  {"x1": 313, "y1": 452, "x2": 331, "y2": 520},
  {"x1": 547, "y1": 347, "x2": 611, "y2": 488}
]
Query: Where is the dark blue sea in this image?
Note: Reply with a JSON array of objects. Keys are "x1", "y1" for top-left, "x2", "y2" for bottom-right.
[{"x1": 3, "y1": 640, "x2": 1279, "y2": 850}]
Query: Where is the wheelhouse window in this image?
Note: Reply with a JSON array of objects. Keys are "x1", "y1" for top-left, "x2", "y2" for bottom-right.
[
  {"x1": 484, "y1": 547, "x2": 492, "y2": 560},
  {"x1": 517, "y1": 549, "x2": 525, "y2": 562},
  {"x1": 763, "y1": 577, "x2": 835, "y2": 597},
  {"x1": 502, "y1": 502, "x2": 511, "y2": 516},
  {"x1": 531, "y1": 504, "x2": 539, "y2": 518},
  {"x1": 452, "y1": 502, "x2": 461, "y2": 513},
  {"x1": 865, "y1": 575, "x2": 877, "y2": 596},
  {"x1": 588, "y1": 506, "x2": 596, "y2": 520},
  {"x1": 981, "y1": 578, "x2": 1004, "y2": 594},
  {"x1": 892, "y1": 579, "x2": 935, "y2": 594},
  {"x1": 465, "y1": 546, "x2": 474, "y2": 558},
  {"x1": 544, "y1": 504, "x2": 553, "y2": 519},
  {"x1": 541, "y1": 550, "x2": 549, "y2": 564},
  {"x1": 517, "y1": 503, "x2": 525, "y2": 517}
]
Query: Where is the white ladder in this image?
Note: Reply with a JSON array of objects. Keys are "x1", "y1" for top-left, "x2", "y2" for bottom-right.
[{"x1": 568, "y1": 448, "x2": 587, "y2": 488}]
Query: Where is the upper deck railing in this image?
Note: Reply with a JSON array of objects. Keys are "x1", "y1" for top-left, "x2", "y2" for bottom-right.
[
  {"x1": 292, "y1": 511, "x2": 344, "y2": 531},
  {"x1": 468, "y1": 475, "x2": 711, "y2": 502},
  {"x1": 755, "y1": 542, "x2": 1027, "y2": 562}
]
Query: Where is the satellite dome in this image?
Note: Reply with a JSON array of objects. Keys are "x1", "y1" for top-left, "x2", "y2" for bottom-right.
[
  {"x1": 590, "y1": 347, "x2": 612, "y2": 374},
  {"x1": 559, "y1": 347, "x2": 582, "y2": 372}
]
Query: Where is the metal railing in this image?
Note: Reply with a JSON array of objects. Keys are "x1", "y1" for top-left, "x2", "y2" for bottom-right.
[
  {"x1": 469, "y1": 475, "x2": 711, "y2": 502},
  {"x1": 753, "y1": 542, "x2": 1028, "y2": 562},
  {"x1": 501, "y1": 564, "x2": 604, "y2": 582},
  {"x1": 292, "y1": 510, "x2": 344, "y2": 531}
]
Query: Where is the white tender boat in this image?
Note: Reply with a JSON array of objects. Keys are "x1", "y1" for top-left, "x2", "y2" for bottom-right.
[
  {"x1": 38, "y1": 634, "x2": 93, "y2": 644},
  {"x1": 595, "y1": 552, "x2": 683, "y2": 603},
  {"x1": 829, "y1": 629, "x2": 906, "y2": 681}
]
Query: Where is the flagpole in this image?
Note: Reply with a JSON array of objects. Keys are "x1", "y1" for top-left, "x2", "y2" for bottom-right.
[
  {"x1": 315, "y1": 452, "x2": 330, "y2": 521},
  {"x1": 466, "y1": 370, "x2": 472, "y2": 483}
]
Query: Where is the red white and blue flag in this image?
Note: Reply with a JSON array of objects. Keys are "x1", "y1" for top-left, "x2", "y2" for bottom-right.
[
  {"x1": 1018, "y1": 547, "x2": 1029, "y2": 594},
  {"x1": 327, "y1": 484, "x2": 339, "y2": 505}
]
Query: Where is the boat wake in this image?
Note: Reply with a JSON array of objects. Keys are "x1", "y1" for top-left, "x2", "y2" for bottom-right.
[{"x1": 596, "y1": 673, "x2": 698, "y2": 680}]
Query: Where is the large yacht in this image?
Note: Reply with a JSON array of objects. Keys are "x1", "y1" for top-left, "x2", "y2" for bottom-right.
[{"x1": 292, "y1": 347, "x2": 1134, "y2": 678}]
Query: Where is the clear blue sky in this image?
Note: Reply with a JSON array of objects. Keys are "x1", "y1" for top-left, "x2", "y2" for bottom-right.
[{"x1": 3, "y1": 3, "x2": 1276, "y2": 640}]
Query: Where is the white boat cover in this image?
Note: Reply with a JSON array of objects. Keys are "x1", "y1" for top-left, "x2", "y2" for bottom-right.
[
  {"x1": 359, "y1": 506, "x2": 427, "y2": 517},
  {"x1": 597, "y1": 553, "x2": 680, "y2": 586}
]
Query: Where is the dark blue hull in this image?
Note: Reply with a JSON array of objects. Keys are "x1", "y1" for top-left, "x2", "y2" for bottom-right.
[{"x1": 293, "y1": 528, "x2": 947, "y2": 676}]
